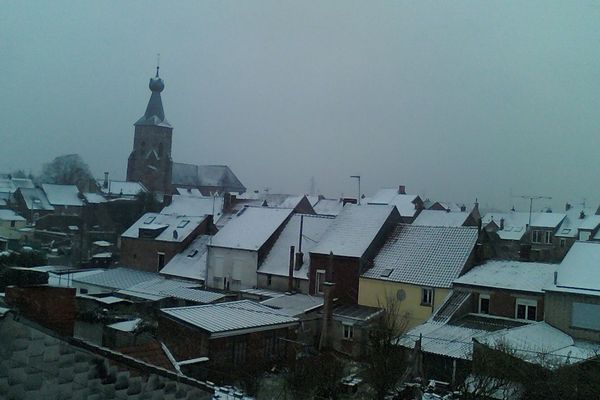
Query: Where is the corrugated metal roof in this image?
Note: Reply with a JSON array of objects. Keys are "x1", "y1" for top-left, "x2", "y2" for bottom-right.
[
  {"x1": 159, "y1": 287, "x2": 226, "y2": 304},
  {"x1": 161, "y1": 300, "x2": 298, "y2": 337},
  {"x1": 362, "y1": 224, "x2": 478, "y2": 288}
]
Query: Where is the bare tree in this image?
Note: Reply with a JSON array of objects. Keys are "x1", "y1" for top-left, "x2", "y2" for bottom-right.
[
  {"x1": 39, "y1": 154, "x2": 94, "y2": 191},
  {"x1": 362, "y1": 296, "x2": 408, "y2": 400}
]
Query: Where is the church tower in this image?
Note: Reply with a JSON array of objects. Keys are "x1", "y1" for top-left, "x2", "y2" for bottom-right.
[{"x1": 126, "y1": 66, "x2": 173, "y2": 194}]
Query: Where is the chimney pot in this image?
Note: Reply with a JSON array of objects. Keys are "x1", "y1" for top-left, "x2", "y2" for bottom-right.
[
  {"x1": 398, "y1": 185, "x2": 406, "y2": 195},
  {"x1": 500, "y1": 218, "x2": 505, "y2": 230}
]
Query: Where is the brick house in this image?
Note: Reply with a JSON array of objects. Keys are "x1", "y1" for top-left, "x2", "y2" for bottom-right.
[
  {"x1": 482, "y1": 211, "x2": 566, "y2": 262},
  {"x1": 309, "y1": 204, "x2": 400, "y2": 304},
  {"x1": 120, "y1": 212, "x2": 214, "y2": 272},
  {"x1": 452, "y1": 260, "x2": 555, "y2": 322}
]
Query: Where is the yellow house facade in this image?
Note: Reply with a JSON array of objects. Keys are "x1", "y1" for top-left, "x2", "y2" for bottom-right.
[
  {"x1": 358, "y1": 277, "x2": 450, "y2": 329},
  {"x1": 358, "y1": 224, "x2": 479, "y2": 330}
]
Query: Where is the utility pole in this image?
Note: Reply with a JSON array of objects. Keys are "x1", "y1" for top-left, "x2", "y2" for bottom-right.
[{"x1": 350, "y1": 175, "x2": 361, "y2": 205}]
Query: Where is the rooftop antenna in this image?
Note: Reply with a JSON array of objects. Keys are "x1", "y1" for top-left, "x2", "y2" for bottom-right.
[
  {"x1": 156, "y1": 53, "x2": 160, "y2": 77},
  {"x1": 519, "y1": 194, "x2": 552, "y2": 228}
]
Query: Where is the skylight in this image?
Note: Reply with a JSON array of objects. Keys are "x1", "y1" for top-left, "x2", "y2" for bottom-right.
[
  {"x1": 144, "y1": 216, "x2": 156, "y2": 224},
  {"x1": 380, "y1": 268, "x2": 394, "y2": 277},
  {"x1": 177, "y1": 220, "x2": 190, "y2": 228}
]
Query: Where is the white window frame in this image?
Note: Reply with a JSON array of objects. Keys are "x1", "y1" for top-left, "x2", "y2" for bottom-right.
[
  {"x1": 343, "y1": 323, "x2": 354, "y2": 340},
  {"x1": 421, "y1": 288, "x2": 433, "y2": 306},
  {"x1": 544, "y1": 231, "x2": 552, "y2": 244},
  {"x1": 316, "y1": 269, "x2": 326, "y2": 294},
  {"x1": 515, "y1": 298, "x2": 537, "y2": 321},
  {"x1": 532, "y1": 230, "x2": 543, "y2": 244},
  {"x1": 479, "y1": 294, "x2": 490, "y2": 314}
]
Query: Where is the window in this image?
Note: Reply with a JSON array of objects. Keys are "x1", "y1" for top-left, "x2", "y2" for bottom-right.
[
  {"x1": 10, "y1": 220, "x2": 15, "y2": 228},
  {"x1": 144, "y1": 216, "x2": 156, "y2": 224},
  {"x1": 544, "y1": 231, "x2": 552, "y2": 244},
  {"x1": 231, "y1": 279, "x2": 241, "y2": 291},
  {"x1": 479, "y1": 294, "x2": 490, "y2": 314},
  {"x1": 177, "y1": 219, "x2": 190, "y2": 228},
  {"x1": 572, "y1": 302, "x2": 600, "y2": 331},
  {"x1": 516, "y1": 298, "x2": 537, "y2": 321},
  {"x1": 267, "y1": 274, "x2": 272, "y2": 286},
  {"x1": 532, "y1": 230, "x2": 543, "y2": 243},
  {"x1": 343, "y1": 323, "x2": 354, "y2": 340},
  {"x1": 560, "y1": 238, "x2": 566, "y2": 248},
  {"x1": 380, "y1": 268, "x2": 393, "y2": 278},
  {"x1": 157, "y1": 252, "x2": 165, "y2": 270},
  {"x1": 421, "y1": 288, "x2": 433, "y2": 306},
  {"x1": 316, "y1": 270, "x2": 326, "y2": 294},
  {"x1": 187, "y1": 249, "x2": 199, "y2": 258}
]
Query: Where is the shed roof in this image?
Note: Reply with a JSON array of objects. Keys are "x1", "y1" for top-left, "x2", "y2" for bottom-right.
[
  {"x1": 261, "y1": 293, "x2": 324, "y2": 316},
  {"x1": 311, "y1": 204, "x2": 397, "y2": 258},
  {"x1": 161, "y1": 300, "x2": 298, "y2": 337},
  {"x1": 209, "y1": 207, "x2": 292, "y2": 251},
  {"x1": 0, "y1": 209, "x2": 26, "y2": 222},
  {"x1": 362, "y1": 224, "x2": 478, "y2": 288},
  {"x1": 453, "y1": 260, "x2": 556, "y2": 293}
]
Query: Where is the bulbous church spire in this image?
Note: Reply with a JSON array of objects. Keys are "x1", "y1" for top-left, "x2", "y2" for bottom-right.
[{"x1": 135, "y1": 65, "x2": 170, "y2": 127}]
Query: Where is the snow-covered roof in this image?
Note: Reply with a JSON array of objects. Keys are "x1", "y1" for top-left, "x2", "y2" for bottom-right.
[
  {"x1": 312, "y1": 198, "x2": 344, "y2": 216},
  {"x1": 98, "y1": 180, "x2": 147, "y2": 196},
  {"x1": 555, "y1": 206, "x2": 600, "y2": 238},
  {"x1": 368, "y1": 188, "x2": 421, "y2": 217},
  {"x1": 159, "y1": 235, "x2": 210, "y2": 281},
  {"x1": 399, "y1": 321, "x2": 490, "y2": 360},
  {"x1": 121, "y1": 213, "x2": 207, "y2": 243},
  {"x1": 258, "y1": 214, "x2": 335, "y2": 280},
  {"x1": 362, "y1": 224, "x2": 478, "y2": 288},
  {"x1": 278, "y1": 195, "x2": 305, "y2": 209},
  {"x1": 478, "y1": 322, "x2": 600, "y2": 367},
  {"x1": 550, "y1": 241, "x2": 600, "y2": 295},
  {"x1": 412, "y1": 210, "x2": 470, "y2": 227},
  {"x1": 160, "y1": 195, "x2": 224, "y2": 219},
  {"x1": 108, "y1": 318, "x2": 142, "y2": 333},
  {"x1": 261, "y1": 293, "x2": 324, "y2": 316},
  {"x1": 0, "y1": 178, "x2": 34, "y2": 193},
  {"x1": 42, "y1": 184, "x2": 83, "y2": 207},
  {"x1": 453, "y1": 260, "x2": 555, "y2": 293},
  {"x1": 17, "y1": 188, "x2": 54, "y2": 211},
  {"x1": 161, "y1": 300, "x2": 298, "y2": 337},
  {"x1": 209, "y1": 207, "x2": 292, "y2": 251},
  {"x1": 171, "y1": 163, "x2": 245, "y2": 194},
  {"x1": 157, "y1": 287, "x2": 226, "y2": 304},
  {"x1": 482, "y1": 211, "x2": 566, "y2": 240},
  {"x1": 311, "y1": 204, "x2": 397, "y2": 258},
  {"x1": 83, "y1": 192, "x2": 106, "y2": 204},
  {"x1": 0, "y1": 209, "x2": 26, "y2": 222}
]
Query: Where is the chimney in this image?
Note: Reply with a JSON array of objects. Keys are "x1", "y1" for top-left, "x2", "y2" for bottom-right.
[
  {"x1": 103, "y1": 172, "x2": 109, "y2": 189},
  {"x1": 500, "y1": 218, "x2": 505, "y2": 230},
  {"x1": 398, "y1": 185, "x2": 406, "y2": 195},
  {"x1": 565, "y1": 203, "x2": 571, "y2": 211},
  {"x1": 554, "y1": 271, "x2": 558, "y2": 285},
  {"x1": 318, "y1": 281, "x2": 335, "y2": 351},
  {"x1": 580, "y1": 210, "x2": 586, "y2": 219},
  {"x1": 288, "y1": 246, "x2": 295, "y2": 293},
  {"x1": 460, "y1": 204, "x2": 466, "y2": 212}
]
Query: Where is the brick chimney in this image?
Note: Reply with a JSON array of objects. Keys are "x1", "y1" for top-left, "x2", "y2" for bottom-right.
[
  {"x1": 288, "y1": 245, "x2": 295, "y2": 293},
  {"x1": 103, "y1": 172, "x2": 109, "y2": 189},
  {"x1": 318, "y1": 252, "x2": 336, "y2": 351},
  {"x1": 398, "y1": 185, "x2": 406, "y2": 195}
]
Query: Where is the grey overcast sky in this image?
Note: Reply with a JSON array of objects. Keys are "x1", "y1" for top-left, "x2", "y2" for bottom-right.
[{"x1": 1, "y1": 1, "x2": 600, "y2": 211}]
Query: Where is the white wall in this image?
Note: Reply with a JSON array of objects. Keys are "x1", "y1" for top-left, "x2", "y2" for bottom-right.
[{"x1": 206, "y1": 246, "x2": 258, "y2": 291}]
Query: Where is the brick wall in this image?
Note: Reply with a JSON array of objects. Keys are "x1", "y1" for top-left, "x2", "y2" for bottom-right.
[{"x1": 5, "y1": 285, "x2": 76, "y2": 336}]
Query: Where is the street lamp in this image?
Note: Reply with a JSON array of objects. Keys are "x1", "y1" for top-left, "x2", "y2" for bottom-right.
[{"x1": 350, "y1": 175, "x2": 361, "y2": 205}]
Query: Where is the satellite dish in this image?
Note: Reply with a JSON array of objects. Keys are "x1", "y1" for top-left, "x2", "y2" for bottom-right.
[{"x1": 396, "y1": 289, "x2": 406, "y2": 301}]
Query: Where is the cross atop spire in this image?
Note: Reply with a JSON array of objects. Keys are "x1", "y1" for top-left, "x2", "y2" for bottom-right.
[{"x1": 156, "y1": 53, "x2": 160, "y2": 77}]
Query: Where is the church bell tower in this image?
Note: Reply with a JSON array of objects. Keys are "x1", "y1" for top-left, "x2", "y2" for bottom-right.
[{"x1": 126, "y1": 65, "x2": 173, "y2": 194}]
